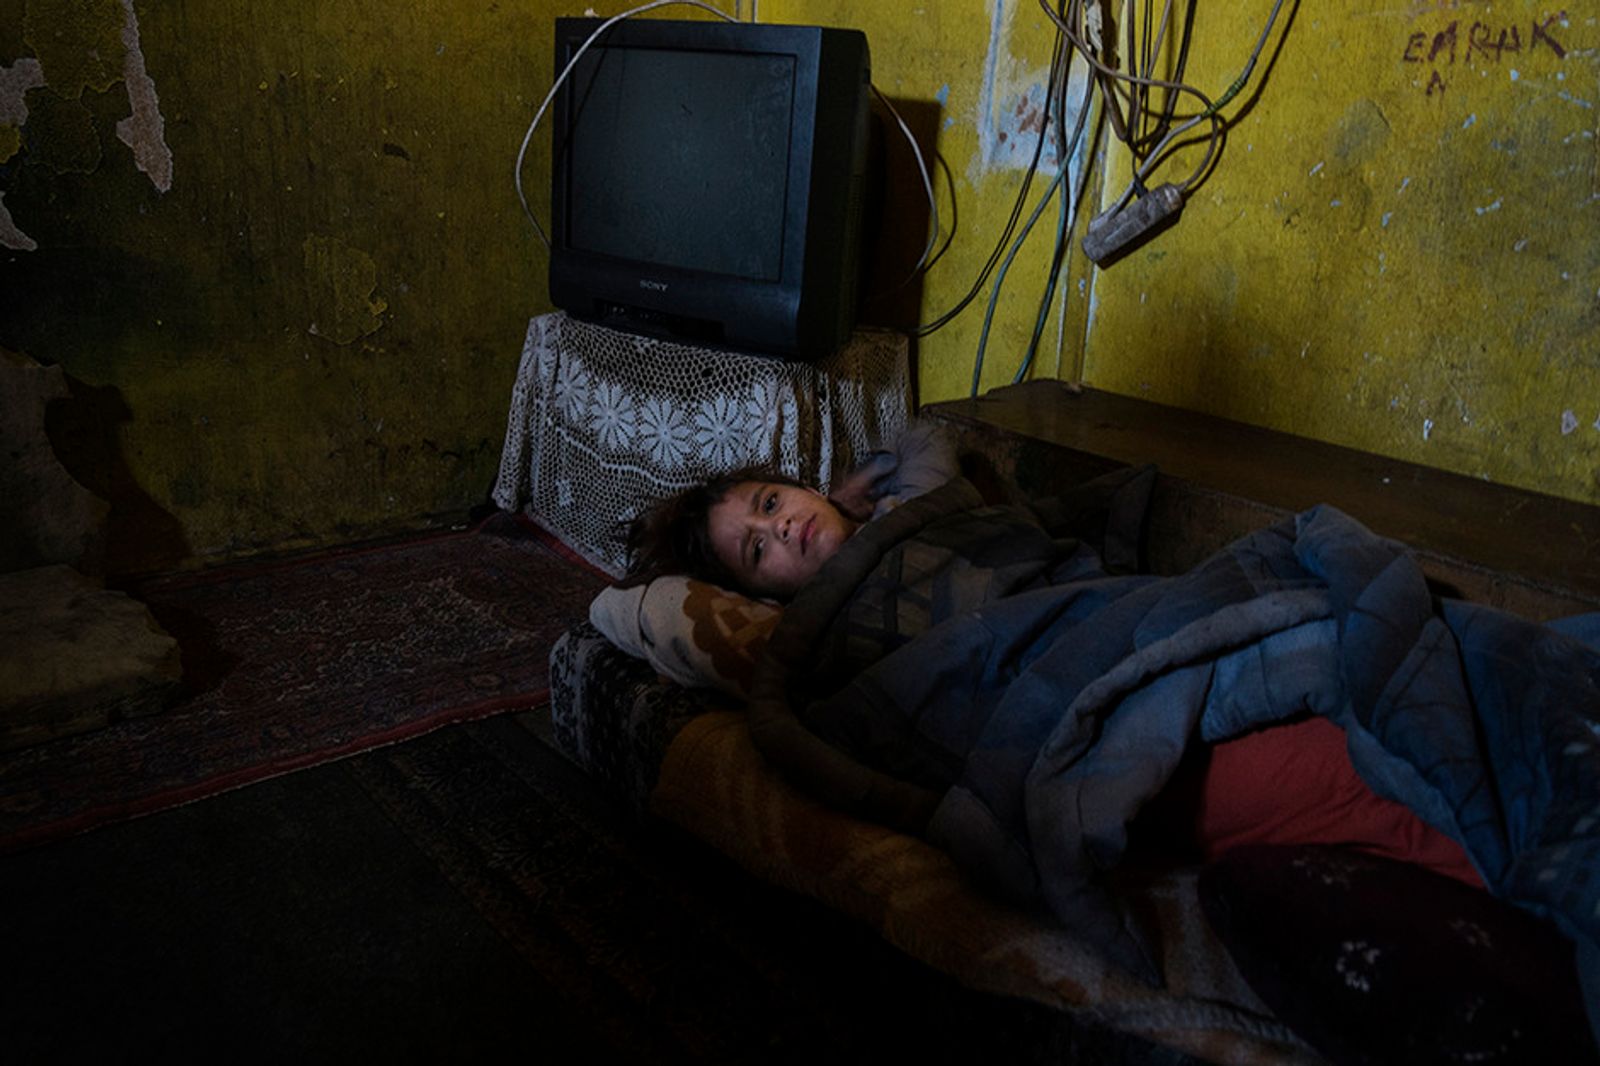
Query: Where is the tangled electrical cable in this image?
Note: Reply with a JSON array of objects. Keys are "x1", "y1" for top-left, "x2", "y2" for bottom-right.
[
  {"x1": 1045, "y1": 0, "x2": 1286, "y2": 244},
  {"x1": 929, "y1": 0, "x2": 1289, "y2": 394}
]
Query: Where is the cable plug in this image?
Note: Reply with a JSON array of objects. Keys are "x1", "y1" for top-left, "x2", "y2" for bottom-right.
[{"x1": 1081, "y1": 183, "x2": 1184, "y2": 266}]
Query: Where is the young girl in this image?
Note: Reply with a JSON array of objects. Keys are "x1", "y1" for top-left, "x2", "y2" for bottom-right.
[
  {"x1": 624, "y1": 468, "x2": 858, "y2": 600},
  {"x1": 623, "y1": 421, "x2": 957, "y2": 599},
  {"x1": 616, "y1": 432, "x2": 1488, "y2": 894}
]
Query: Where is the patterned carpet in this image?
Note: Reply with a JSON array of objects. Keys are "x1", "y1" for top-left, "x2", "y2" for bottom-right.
[{"x1": 0, "y1": 513, "x2": 606, "y2": 854}]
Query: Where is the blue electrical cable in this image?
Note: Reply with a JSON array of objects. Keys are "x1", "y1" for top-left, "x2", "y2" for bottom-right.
[
  {"x1": 969, "y1": 165, "x2": 1065, "y2": 398},
  {"x1": 1015, "y1": 87, "x2": 1099, "y2": 385},
  {"x1": 1014, "y1": 175, "x2": 1071, "y2": 385},
  {"x1": 970, "y1": 60, "x2": 1096, "y2": 397}
]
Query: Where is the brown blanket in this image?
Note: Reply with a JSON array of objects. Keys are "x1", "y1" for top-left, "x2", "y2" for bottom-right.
[{"x1": 650, "y1": 709, "x2": 1321, "y2": 1065}]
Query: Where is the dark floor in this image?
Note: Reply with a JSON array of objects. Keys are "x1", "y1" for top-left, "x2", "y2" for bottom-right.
[{"x1": 0, "y1": 707, "x2": 1205, "y2": 1066}]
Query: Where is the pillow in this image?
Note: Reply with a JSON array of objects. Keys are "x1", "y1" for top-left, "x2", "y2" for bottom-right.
[
  {"x1": 1138, "y1": 716, "x2": 1483, "y2": 889},
  {"x1": 1199, "y1": 844, "x2": 1600, "y2": 1066},
  {"x1": 588, "y1": 576, "x2": 780, "y2": 698}
]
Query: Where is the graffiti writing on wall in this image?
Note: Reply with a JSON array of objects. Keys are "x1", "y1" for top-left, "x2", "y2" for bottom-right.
[{"x1": 1402, "y1": 12, "x2": 1568, "y2": 96}]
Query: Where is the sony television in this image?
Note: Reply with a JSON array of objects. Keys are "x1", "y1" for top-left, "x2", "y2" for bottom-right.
[{"x1": 549, "y1": 17, "x2": 872, "y2": 361}]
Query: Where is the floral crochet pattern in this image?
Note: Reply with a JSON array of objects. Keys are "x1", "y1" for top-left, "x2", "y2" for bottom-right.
[{"x1": 494, "y1": 313, "x2": 911, "y2": 575}]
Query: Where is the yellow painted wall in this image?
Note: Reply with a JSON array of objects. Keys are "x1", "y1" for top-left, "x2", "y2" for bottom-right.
[
  {"x1": 769, "y1": 0, "x2": 1600, "y2": 508},
  {"x1": 1084, "y1": 3, "x2": 1600, "y2": 507},
  {"x1": 1, "y1": 0, "x2": 566, "y2": 571},
  {"x1": 3, "y1": 1, "x2": 1594, "y2": 576}
]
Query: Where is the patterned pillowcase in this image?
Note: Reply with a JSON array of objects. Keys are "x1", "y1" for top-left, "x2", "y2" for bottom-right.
[
  {"x1": 588, "y1": 576, "x2": 781, "y2": 698},
  {"x1": 1198, "y1": 844, "x2": 1600, "y2": 1065}
]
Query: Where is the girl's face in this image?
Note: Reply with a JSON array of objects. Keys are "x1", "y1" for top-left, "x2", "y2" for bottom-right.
[{"x1": 707, "y1": 480, "x2": 857, "y2": 599}]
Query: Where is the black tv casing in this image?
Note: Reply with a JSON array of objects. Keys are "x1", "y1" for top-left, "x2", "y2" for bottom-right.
[{"x1": 549, "y1": 18, "x2": 871, "y2": 361}]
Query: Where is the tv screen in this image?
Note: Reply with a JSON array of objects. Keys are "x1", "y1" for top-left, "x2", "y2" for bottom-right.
[{"x1": 550, "y1": 18, "x2": 871, "y2": 360}]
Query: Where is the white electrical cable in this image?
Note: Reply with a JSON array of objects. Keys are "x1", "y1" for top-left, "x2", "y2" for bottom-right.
[
  {"x1": 514, "y1": 0, "x2": 740, "y2": 250},
  {"x1": 1118, "y1": 0, "x2": 1286, "y2": 208},
  {"x1": 871, "y1": 85, "x2": 940, "y2": 277}
]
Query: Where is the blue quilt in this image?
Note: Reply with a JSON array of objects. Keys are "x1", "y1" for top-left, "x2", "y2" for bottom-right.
[{"x1": 747, "y1": 475, "x2": 1600, "y2": 1002}]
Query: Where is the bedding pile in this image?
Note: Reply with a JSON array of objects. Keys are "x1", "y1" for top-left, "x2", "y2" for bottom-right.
[{"x1": 747, "y1": 472, "x2": 1600, "y2": 1021}]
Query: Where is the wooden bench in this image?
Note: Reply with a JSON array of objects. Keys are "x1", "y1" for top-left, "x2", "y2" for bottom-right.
[{"x1": 927, "y1": 381, "x2": 1600, "y2": 622}]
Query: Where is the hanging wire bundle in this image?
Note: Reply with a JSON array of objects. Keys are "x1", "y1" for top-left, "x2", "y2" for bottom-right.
[
  {"x1": 925, "y1": 0, "x2": 1290, "y2": 394},
  {"x1": 513, "y1": 1, "x2": 1290, "y2": 398}
]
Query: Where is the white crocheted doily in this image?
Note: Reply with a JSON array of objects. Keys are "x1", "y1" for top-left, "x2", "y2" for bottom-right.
[{"x1": 494, "y1": 312, "x2": 911, "y2": 576}]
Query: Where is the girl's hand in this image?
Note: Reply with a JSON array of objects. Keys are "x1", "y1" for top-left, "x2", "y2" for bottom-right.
[{"x1": 828, "y1": 452, "x2": 899, "y2": 522}]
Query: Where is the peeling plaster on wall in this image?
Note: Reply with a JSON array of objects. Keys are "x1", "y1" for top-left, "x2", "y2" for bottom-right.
[
  {"x1": 974, "y1": 0, "x2": 1053, "y2": 176},
  {"x1": 4, "y1": 6, "x2": 172, "y2": 194},
  {"x1": 114, "y1": 0, "x2": 172, "y2": 192},
  {"x1": 0, "y1": 61, "x2": 45, "y2": 249},
  {"x1": 970, "y1": 0, "x2": 1093, "y2": 182},
  {"x1": 0, "y1": 191, "x2": 38, "y2": 251},
  {"x1": 0, "y1": 59, "x2": 47, "y2": 125},
  {"x1": 973, "y1": 0, "x2": 1010, "y2": 176},
  {"x1": 302, "y1": 235, "x2": 388, "y2": 346}
]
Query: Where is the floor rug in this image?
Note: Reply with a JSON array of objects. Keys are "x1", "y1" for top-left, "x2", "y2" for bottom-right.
[{"x1": 0, "y1": 513, "x2": 606, "y2": 854}]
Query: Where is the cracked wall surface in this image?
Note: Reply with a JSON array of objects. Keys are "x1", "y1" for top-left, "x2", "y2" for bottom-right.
[
  {"x1": 113, "y1": 0, "x2": 171, "y2": 191},
  {"x1": 2, "y1": 1, "x2": 170, "y2": 250}
]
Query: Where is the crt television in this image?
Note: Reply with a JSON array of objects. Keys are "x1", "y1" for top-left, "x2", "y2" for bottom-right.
[{"x1": 549, "y1": 17, "x2": 872, "y2": 361}]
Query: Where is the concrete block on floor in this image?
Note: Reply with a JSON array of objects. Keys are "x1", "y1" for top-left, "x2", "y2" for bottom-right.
[{"x1": 0, "y1": 565, "x2": 182, "y2": 752}]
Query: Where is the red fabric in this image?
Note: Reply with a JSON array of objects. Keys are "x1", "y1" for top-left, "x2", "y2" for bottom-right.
[{"x1": 1169, "y1": 717, "x2": 1485, "y2": 889}]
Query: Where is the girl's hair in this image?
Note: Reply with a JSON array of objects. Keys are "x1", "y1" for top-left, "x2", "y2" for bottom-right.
[{"x1": 623, "y1": 465, "x2": 811, "y2": 589}]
